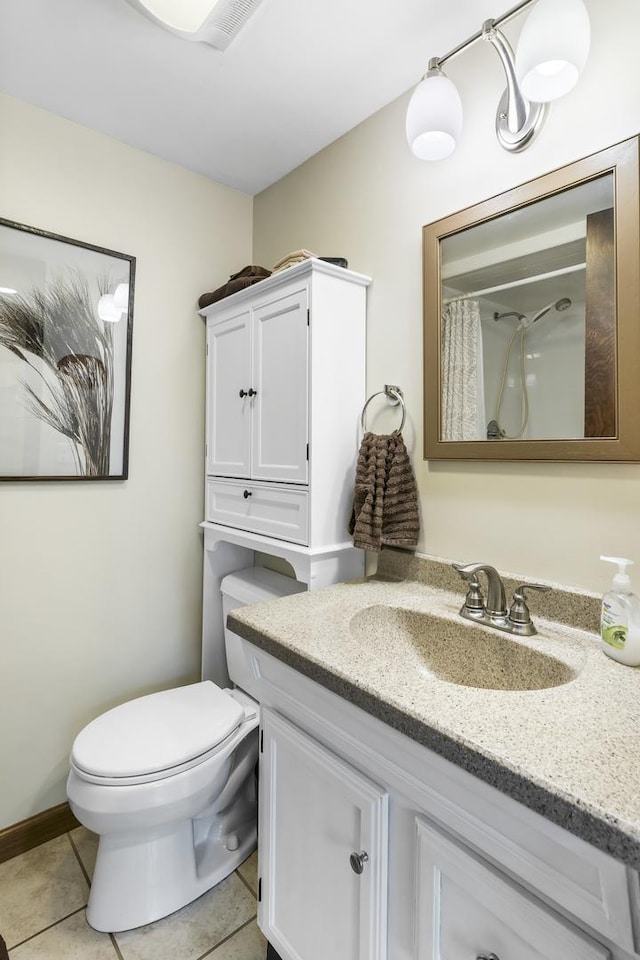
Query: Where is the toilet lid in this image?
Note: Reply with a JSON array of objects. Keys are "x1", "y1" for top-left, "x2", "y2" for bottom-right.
[{"x1": 71, "y1": 681, "x2": 244, "y2": 779}]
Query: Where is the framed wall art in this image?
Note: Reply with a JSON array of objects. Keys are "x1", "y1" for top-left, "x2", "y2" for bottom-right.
[{"x1": 0, "y1": 218, "x2": 135, "y2": 480}]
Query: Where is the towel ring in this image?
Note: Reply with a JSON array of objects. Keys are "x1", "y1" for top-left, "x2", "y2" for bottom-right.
[{"x1": 361, "y1": 385, "x2": 406, "y2": 432}]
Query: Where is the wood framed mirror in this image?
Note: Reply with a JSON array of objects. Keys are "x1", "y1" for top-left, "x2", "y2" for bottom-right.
[{"x1": 423, "y1": 137, "x2": 640, "y2": 461}]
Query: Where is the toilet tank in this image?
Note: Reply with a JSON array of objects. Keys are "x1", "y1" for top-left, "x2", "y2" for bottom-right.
[{"x1": 220, "y1": 567, "x2": 306, "y2": 687}]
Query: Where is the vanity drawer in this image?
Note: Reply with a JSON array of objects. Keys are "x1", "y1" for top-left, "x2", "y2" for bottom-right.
[
  {"x1": 415, "y1": 816, "x2": 610, "y2": 960},
  {"x1": 418, "y1": 771, "x2": 635, "y2": 951},
  {"x1": 206, "y1": 478, "x2": 308, "y2": 544}
]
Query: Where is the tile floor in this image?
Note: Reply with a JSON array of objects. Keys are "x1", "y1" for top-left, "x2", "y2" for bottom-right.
[{"x1": 0, "y1": 828, "x2": 266, "y2": 959}]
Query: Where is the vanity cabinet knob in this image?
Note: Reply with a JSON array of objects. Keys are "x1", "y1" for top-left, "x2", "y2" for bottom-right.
[
  {"x1": 477, "y1": 954, "x2": 500, "y2": 960},
  {"x1": 239, "y1": 388, "x2": 248, "y2": 398},
  {"x1": 248, "y1": 387, "x2": 257, "y2": 397},
  {"x1": 349, "y1": 851, "x2": 369, "y2": 874},
  {"x1": 243, "y1": 490, "x2": 252, "y2": 499}
]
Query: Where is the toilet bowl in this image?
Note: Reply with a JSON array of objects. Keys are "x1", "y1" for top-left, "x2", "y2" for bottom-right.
[{"x1": 67, "y1": 566, "x2": 305, "y2": 933}]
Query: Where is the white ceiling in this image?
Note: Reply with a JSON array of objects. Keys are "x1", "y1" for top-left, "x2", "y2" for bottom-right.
[{"x1": 0, "y1": 0, "x2": 517, "y2": 195}]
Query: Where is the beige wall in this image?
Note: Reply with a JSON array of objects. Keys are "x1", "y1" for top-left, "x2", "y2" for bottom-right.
[
  {"x1": 254, "y1": 0, "x2": 640, "y2": 595},
  {"x1": 0, "y1": 94, "x2": 253, "y2": 828}
]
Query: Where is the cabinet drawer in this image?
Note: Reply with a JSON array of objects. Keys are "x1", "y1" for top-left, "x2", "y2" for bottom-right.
[
  {"x1": 418, "y1": 769, "x2": 635, "y2": 948},
  {"x1": 206, "y1": 479, "x2": 308, "y2": 544},
  {"x1": 415, "y1": 816, "x2": 610, "y2": 960}
]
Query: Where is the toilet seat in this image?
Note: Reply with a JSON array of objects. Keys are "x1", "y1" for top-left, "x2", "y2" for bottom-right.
[{"x1": 71, "y1": 681, "x2": 245, "y2": 786}]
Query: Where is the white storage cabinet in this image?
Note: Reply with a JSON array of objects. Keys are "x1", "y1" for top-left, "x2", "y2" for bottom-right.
[
  {"x1": 200, "y1": 260, "x2": 369, "y2": 688},
  {"x1": 203, "y1": 259, "x2": 369, "y2": 549}
]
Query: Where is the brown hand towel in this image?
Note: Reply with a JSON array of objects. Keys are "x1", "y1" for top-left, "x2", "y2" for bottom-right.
[
  {"x1": 228, "y1": 265, "x2": 272, "y2": 282},
  {"x1": 349, "y1": 430, "x2": 420, "y2": 552},
  {"x1": 198, "y1": 265, "x2": 271, "y2": 309}
]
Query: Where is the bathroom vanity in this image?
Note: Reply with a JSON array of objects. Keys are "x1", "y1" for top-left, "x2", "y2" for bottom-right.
[{"x1": 227, "y1": 552, "x2": 640, "y2": 960}]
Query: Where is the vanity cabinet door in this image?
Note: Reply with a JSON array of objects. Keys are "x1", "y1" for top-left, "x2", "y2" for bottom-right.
[
  {"x1": 415, "y1": 816, "x2": 610, "y2": 960},
  {"x1": 259, "y1": 708, "x2": 388, "y2": 960}
]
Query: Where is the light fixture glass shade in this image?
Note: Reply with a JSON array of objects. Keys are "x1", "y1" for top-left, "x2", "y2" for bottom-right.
[
  {"x1": 516, "y1": 0, "x2": 590, "y2": 103},
  {"x1": 133, "y1": 0, "x2": 221, "y2": 33},
  {"x1": 98, "y1": 294, "x2": 123, "y2": 323},
  {"x1": 113, "y1": 283, "x2": 129, "y2": 312},
  {"x1": 406, "y1": 69, "x2": 463, "y2": 161}
]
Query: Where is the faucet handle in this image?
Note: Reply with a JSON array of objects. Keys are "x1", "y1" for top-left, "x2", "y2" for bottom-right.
[
  {"x1": 513, "y1": 582, "x2": 550, "y2": 601},
  {"x1": 461, "y1": 575, "x2": 486, "y2": 619},
  {"x1": 508, "y1": 582, "x2": 550, "y2": 632},
  {"x1": 452, "y1": 565, "x2": 486, "y2": 619}
]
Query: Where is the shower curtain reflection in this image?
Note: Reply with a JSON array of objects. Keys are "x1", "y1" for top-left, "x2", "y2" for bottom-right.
[{"x1": 441, "y1": 298, "x2": 485, "y2": 441}]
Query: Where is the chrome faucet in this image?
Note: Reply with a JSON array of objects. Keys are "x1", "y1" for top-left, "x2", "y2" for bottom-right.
[
  {"x1": 452, "y1": 562, "x2": 549, "y2": 636},
  {"x1": 453, "y1": 562, "x2": 507, "y2": 618}
]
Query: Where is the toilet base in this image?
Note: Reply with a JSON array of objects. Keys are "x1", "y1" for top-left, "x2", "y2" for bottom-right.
[{"x1": 87, "y1": 815, "x2": 257, "y2": 932}]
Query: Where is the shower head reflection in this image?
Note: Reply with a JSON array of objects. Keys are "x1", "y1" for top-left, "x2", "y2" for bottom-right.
[{"x1": 529, "y1": 297, "x2": 572, "y2": 326}]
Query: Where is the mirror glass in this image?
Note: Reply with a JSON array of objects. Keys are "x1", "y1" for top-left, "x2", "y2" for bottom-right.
[
  {"x1": 441, "y1": 174, "x2": 613, "y2": 442},
  {"x1": 423, "y1": 138, "x2": 640, "y2": 461}
]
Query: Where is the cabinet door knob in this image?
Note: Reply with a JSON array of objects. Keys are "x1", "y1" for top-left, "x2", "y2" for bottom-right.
[
  {"x1": 477, "y1": 954, "x2": 500, "y2": 960},
  {"x1": 248, "y1": 387, "x2": 258, "y2": 397},
  {"x1": 349, "y1": 851, "x2": 369, "y2": 875},
  {"x1": 243, "y1": 489, "x2": 252, "y2": 499},
  {"x1": 239, "y1": 388, "x2": 248, "y2": 398}
]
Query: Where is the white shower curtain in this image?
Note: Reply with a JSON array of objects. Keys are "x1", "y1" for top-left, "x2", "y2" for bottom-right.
[{"x1": 441, "y1": 299, "x2": 486, "y2": 441}]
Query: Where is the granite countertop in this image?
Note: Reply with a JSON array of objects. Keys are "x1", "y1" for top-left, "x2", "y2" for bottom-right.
[{"x1": 227, "y1": 552, "x2": 640, "y2": 869}]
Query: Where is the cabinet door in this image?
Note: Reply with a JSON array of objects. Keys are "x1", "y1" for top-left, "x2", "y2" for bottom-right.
[
  {"x1": 206, "y1": 311, "x2": 252, "y2": 477},
  {"x1": 259, "y1": 709, "x2": 388, "y2": 960},
  {"x1": 415, "y1": 817, "x2": 610, "y2": 960},
  {"x1": 251, "y1": 288, "x2": 309, "y2": 484}
]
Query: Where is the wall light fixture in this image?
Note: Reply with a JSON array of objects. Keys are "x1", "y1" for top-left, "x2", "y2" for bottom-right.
[{"x1": 406, "y1": 0, "x2": 590, "y2": 160}]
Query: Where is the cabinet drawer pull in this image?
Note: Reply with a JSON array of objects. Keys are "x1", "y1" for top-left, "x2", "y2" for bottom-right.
[
  {"x1": 248, "y1": 387, "x2": 258, "y2": 397},
  {"x1": 349, "y1": 851, "x2": 369, "y2": 875},
  {"x1": 243, "y1": 490, "x2": 252, "y2": 499}
]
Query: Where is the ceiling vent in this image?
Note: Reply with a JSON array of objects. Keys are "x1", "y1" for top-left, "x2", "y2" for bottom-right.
[
  {"x1": 125, "y1": 0, "x2": 266, "y2": 50},
  {"x1": 204, "y1": 0, "x2": 265, "y2": 49}
]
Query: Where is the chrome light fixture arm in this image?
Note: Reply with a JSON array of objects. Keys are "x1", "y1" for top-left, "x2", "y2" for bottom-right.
[{"x1": 482, "y1": 19, "x2": 547, "y2": 152}]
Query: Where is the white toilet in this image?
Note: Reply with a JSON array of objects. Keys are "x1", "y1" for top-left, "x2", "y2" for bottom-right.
[{"x1": 67, "y1": 566, "x2": 305, "y2": 933}]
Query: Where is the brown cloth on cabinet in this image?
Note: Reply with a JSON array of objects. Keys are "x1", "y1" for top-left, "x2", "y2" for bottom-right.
[
  {"x1": 349, "y1": 430, "x2": 420, "y2": 552},
  {"x1": 198, "y1": 265, "x2": 271, "y2": 309}
]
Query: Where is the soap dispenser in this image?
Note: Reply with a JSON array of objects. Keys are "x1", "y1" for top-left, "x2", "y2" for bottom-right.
[{"x1": 600, "y1": 556, "x2": 640, "y2": 666}]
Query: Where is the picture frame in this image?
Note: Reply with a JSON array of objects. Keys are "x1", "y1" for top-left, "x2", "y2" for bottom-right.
[{"x1": 0, "y1": 218, "x2": 135, "y2": 480}]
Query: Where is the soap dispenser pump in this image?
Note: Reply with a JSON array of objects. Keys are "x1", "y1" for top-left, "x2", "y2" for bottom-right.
[{"x1": 600, "y1": 556, "x2": 640, "y2": 666}]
